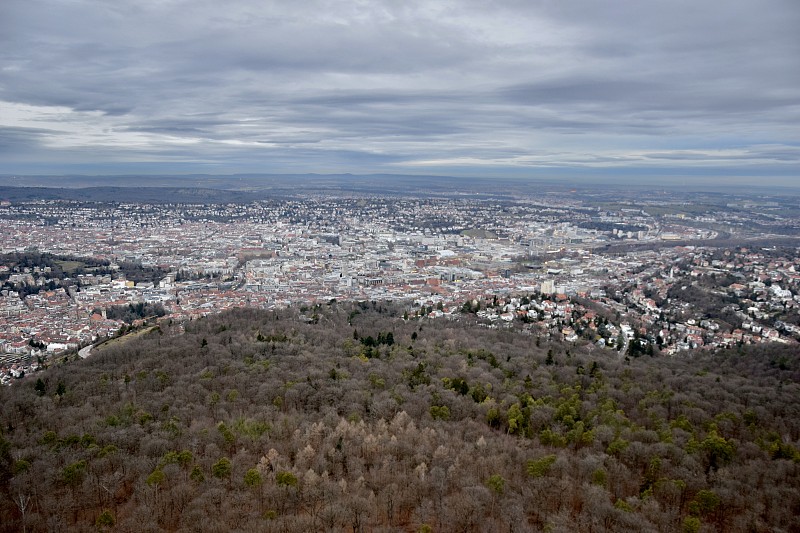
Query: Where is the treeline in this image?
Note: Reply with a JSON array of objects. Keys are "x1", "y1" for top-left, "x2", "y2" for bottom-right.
[
  {"x1": 0, "y1": 303, "x2": 798, "y2": 532},
  {"x1": 114, "y1": 261, "x2": 168, "y2": 284},
  {"x1": 0, "y1": 252, "x2": 169, "y2": 286},
  {"x1": 99, "y1": 302, "x2": 167, "y2": 324},
  {"x1": 0, "y1": 252, "x2": 110, "y2": 280},
  {"x1": 666, "y1": 283, "x2": 743, "y2": 330},
  {"x1": 0, "y1": 252, "x2": 101, "y2": 298}
]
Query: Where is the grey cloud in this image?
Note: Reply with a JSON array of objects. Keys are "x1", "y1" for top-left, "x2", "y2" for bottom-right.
[
  {"x1": 0, "y1": 0, "x2": 798, "y2": 180},
  {"x1": 500, "y1": 80, "x2": 659, "y2": 106},
  {"x1": 0, "y1": 127, "x2": 57, "y2": 153},
  {"x1": 643, "y1": 146, "x2": 800, "y2": 163}
]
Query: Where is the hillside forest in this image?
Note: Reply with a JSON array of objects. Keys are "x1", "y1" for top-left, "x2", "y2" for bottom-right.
[{"x1": 1, "y1": 301, "x2": 799, "y2": 532}]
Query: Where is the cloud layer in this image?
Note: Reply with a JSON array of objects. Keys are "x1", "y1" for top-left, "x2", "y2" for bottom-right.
[{"x1": 1, "y1": 0, "x2": 799, "y2": 182}]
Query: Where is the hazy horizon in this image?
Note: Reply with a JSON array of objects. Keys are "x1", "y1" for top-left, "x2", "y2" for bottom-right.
[{"x1": 3, "y1": 172, "x2": 800, "y2": 197}]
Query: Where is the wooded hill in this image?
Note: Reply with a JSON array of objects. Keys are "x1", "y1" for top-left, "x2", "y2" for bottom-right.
[{"x1": 1, "y1": 302, "x2": 799, "y2": 532}]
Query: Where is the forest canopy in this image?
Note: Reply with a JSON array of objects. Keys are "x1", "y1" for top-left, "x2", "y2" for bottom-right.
[{"x1": 1, "y1": 302, "x2": 799, "y2": 532}]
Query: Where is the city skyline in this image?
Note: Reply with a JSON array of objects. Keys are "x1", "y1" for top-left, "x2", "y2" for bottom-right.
[{"x1": 1, "y1": 0, "x2": 799, "y2": 184}]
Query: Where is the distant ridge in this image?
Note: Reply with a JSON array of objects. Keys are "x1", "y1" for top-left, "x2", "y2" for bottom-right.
[
  {"x1": 0, "y1": 174, "x2": 565, "y2": 201},
  {"x1": 1, "y1": 173, "x2": 797, "y2": 198},
  {"x1": 0, "y1": 173, "x2": 504, "y2": 190},
  {"x1": 0, "y1": 186, "x2": 265, "y2": 204}
]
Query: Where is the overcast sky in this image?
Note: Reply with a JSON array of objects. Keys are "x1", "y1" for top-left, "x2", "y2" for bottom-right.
[{"x1": 1, "y1": 0, "x2": 799, "y2": 184}]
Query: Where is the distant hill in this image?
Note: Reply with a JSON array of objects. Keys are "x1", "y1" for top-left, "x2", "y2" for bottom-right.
[
  {"x1": 3, "y1": 173, "x2": 800, "y2": 203},
  {"x1": 3, "y1": 172, "x2": 799, "y2": 198},
  {"x1": 0, "y1": 186, "x2": 265, "y2": 204},
  {"x1": 0, "y1": 173, "x2": 598, "y2": 202},
  {"x1": 1, "y1": 302, "x2": 798, "y2": 532}
]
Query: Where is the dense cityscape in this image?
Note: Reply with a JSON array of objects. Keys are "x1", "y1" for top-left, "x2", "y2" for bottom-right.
[{"x1": 3, "y1": 187, "x2": 799, "y2": 384}]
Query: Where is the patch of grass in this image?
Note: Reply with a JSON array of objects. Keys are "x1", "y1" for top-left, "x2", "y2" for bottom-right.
[
  {"x1": 53, "y1": 260, "x2": 87, "y2": 274},
  {"x1": 95, "y1": 326, "x2": 158, "y2": 352},
  {"x1": 461, "y1": 228, "x2": 498, "y2": 239}
]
